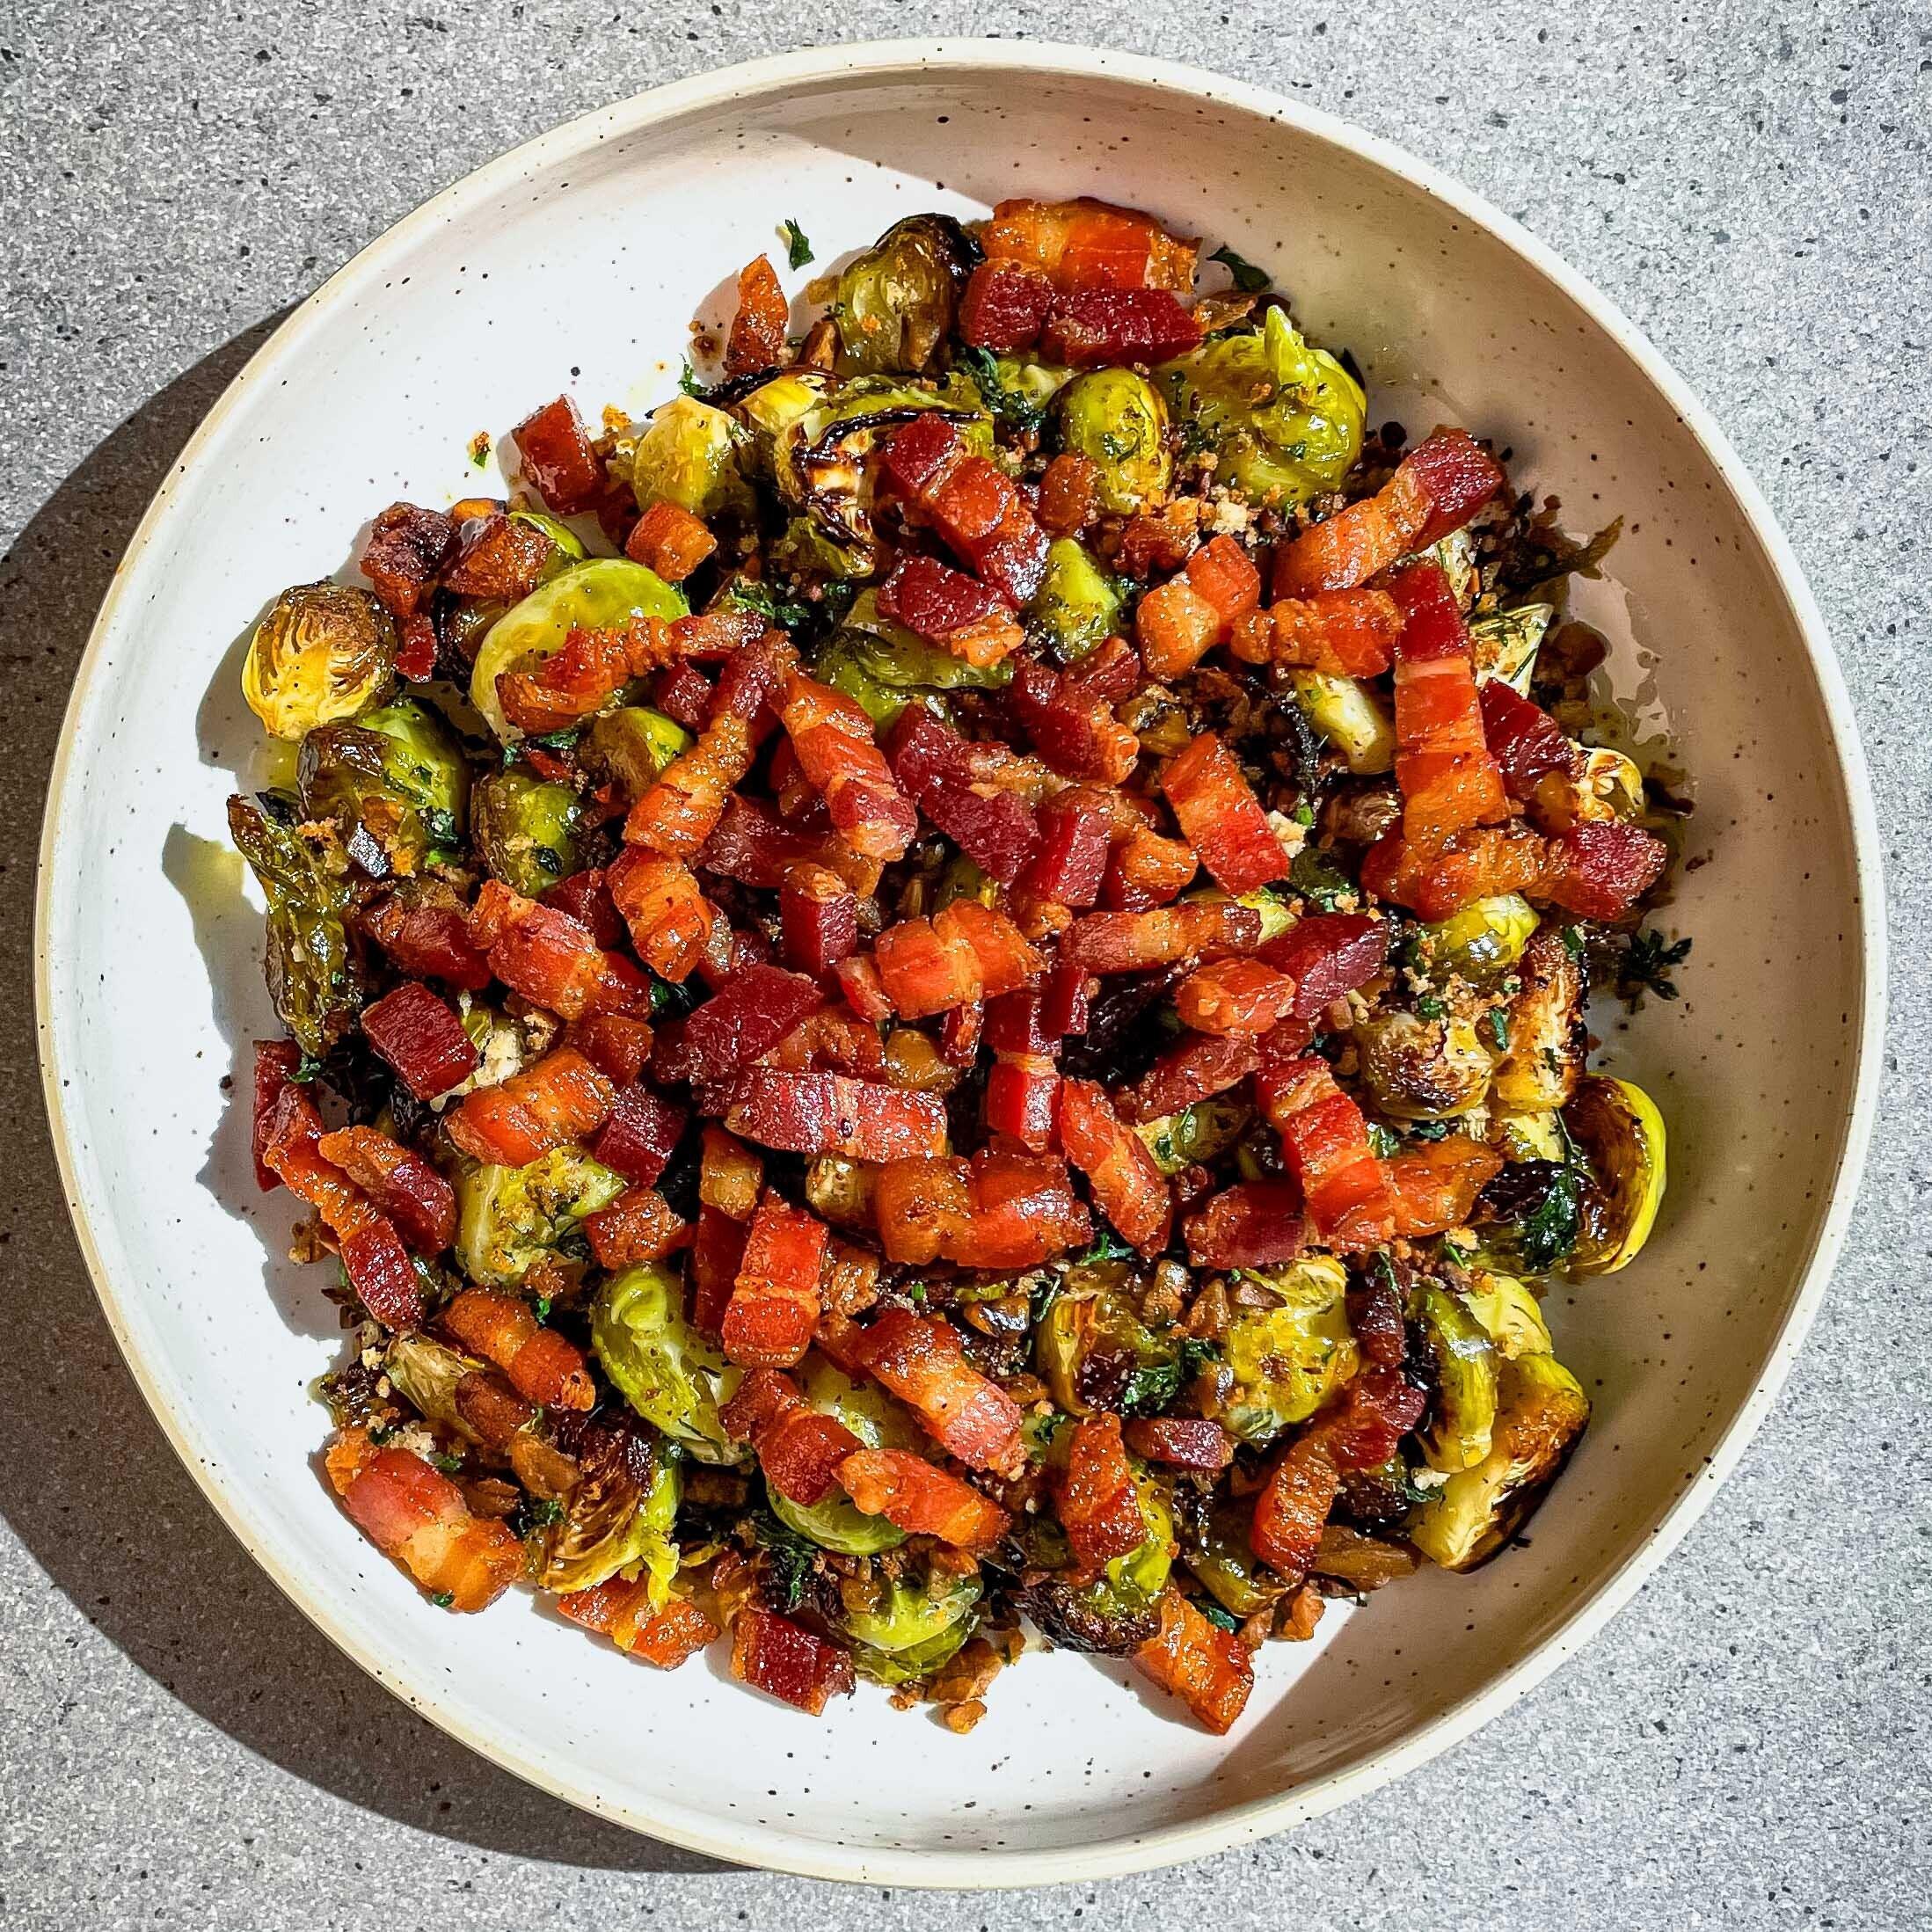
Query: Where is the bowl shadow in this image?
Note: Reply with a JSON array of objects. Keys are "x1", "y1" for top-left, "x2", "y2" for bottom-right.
[{"x1": 3, "y1": 315, "x2": 728, "y2": 1876}]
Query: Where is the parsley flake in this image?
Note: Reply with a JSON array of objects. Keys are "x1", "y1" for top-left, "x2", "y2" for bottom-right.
[
  {"x1": 781, "y1": 219, "x2": 813, "y2": 269},
  {"x1": 1208, "y1": 244, "x2": 1272, "y2": 293}
]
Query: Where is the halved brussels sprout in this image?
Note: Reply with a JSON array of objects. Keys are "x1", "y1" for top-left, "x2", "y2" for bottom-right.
[
  {"x1": 1159, "y1": 307, "x2": 1365, "y2": 507},
  {"x1": 1355, "y1": 1010, "x2": 1496, "y2": 1122},
  {"x1": 802, "y1": 1155, "x2": 876, "y2": 1229},
  {"x1": 1035, "y1": 1267, "x2": 1177, "y2": 1417},
  {"x1": 1491, "y1": 928, "x2": 1585, "y2": 1113},
  {"x1": 1462, "y1": 1272, "x2": 1554, "y2": 1360},
  {"x1": 768, "y1": 1357, "x2": 924, "y2": 1556},
  {"x1": 815, "y1": 587, "x2": 1013, "y2": 726},
  {"x1": 1182, "y1": 1490, "x2": 1288, "y2": 1619},
  {"x1": 591, "y1": 1262, "x2": 747, "y2": 1463},
  {"x1": 228, "y1": 792, "x2": 367, "y2": 1058},
  {"x1": 455, "y1": 1146, "x2": 627, "y2": 1289},
  {"x1": 975, "y1": 353, "x2": 1076, "y2": 426},
  {"x1": 1410, "y1": 1284, "x2": 1499, "y2": 1473},
  {"x1": 1015, "y1": 1476, "x2": 1173, "y2": 1653},
  {"x1": 840, "y1": 1568, "x2": 983, "y2": 1685},
  {"x1": 512, "y1": 507, "x2": 588, "y2": 583},
  {"x1": 1492, "y1": 1109, "x2": 1565, "y2": 1163},
  {"x1": 1052, "y1": 368, "x2": 1170, "y2": 514},
  {"x1": 470, "y1": 768, "x2": 582, "y2": 898},
  {"x1": 469, "y1": 558, "x2": 688, "y2": 741},
  {"x1": 1406, "y1": 1352, "x2": 1589, "y2": 1570},
  {"x1": 243, "y1": 581, "x2": 397, "y2": 740},
  {"x1": 541, "y1": 1432, "x2": 680, "y2": 1598},
  {"x1": 1469, "y1": 602, "x2": 1554, "y2": 695},
  {"x1": 1029, "y1": 537, "x2": 1123, "y2": 663},
  {"x1": 1134, "y1": 1093, "x2": 1254, "y2": 1177},
  {"x1": 1419, "y1": 894, "x2": 1539, "y2": 981},
  {"x1": 578, "y1": 706, "x2": 693, "y2": 805},
  {"x1": 1289, "y1": 669, "x2": 1396, "y2": 775},
  {"x1": 732, "y1": 370, "x2": 832, "y2": 477},
  {"x1": 1468, "y1": 1156, "x2": 1582, "y2": 1276},
  {"x1": 1220, "y1": 1257, "x2": 1358, "y2": 1446},
  {"x1": 630, "y1": 395, "x2": 753, "y2": 521},
  {"x1": 383, "y1": 1332, "x2": 489, "y2": 1438},
  {"x1": 298, "y1": 697, "x2": 470, "y2": 872},
  {"x1": 1564, "y1": 1076, "x2": 1666, "y2": 1275},
  {"x1": 833, "y1": 214, "x2": 979, "y2": 376}
]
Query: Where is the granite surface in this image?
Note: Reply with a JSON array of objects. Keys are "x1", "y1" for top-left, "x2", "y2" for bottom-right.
[{"x1": 3, "y1": 2, "x2": 1928, "y2": 1926}]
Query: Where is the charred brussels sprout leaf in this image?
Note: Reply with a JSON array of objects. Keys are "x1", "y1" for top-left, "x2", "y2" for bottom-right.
[
  {"x1": 814, "y1": 587, "x2": 1012, "y2": 727},
  {"x1": 1053, "y1": 368, "x2": 1171, "y2": 514},
  {"x1": 591, "y1": 1262, "x2": 747, "y2": 1464},
  {"x1": 834, "y1": 214, "x2": 980, "y2": 376},
  {"x1": 1220, "y1": 1258, "x2": 1359, "y2": 1445},
  {"x1": 578, "y1": 706, "x2": 693, "y2": 805},
  {"x1": 243, "y1": 582, "x2": 397, "y2": 741},
  {"x1": 470, "y1": 768, "x2": 582, "y2": 897},
  {"x1": 1182, "y1": 1490, "x2": 1288, "y2": 1618},
  {"x1": 382, "y1": 1333, "x2": 487, "y2": 1438},
  {"x1": 298, "y1": 698, "x2": 470, "y2": 873},
  {"x1": 228, "y1": 792, "x2": 367, "y2": 1058},
  {"x1": 1564, "y1": 1077, "x2": 1666, "y2": 1274},
  {"x1": 1462, "y1": 1272, "x2": 1554, "y2": 1360},
  {"x1": 1410, "y1": 1284, "x2": 1499, "y2": 1473},
  {"x1": 1035, "y1": 1265, "x2": 1178, "y2": 1417},
  {"x1": 1012, "y1": 1478, "x2": 1172, "y2": 1654},
  {"x1": 455, "y1": 1147, "x2": 626, "y2": 1288},
  {"x1": 540, "y1": 1432, "x2": 680, "y2": 1597}
]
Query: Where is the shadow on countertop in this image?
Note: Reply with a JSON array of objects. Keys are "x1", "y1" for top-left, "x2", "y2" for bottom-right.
[{"x1": 0, "y1": 318, "x2": 726, "y2": 1877}]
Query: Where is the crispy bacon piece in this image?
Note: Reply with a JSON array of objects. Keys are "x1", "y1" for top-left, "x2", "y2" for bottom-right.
[
  {"x1": 1116, "y1": 501, "x2": 1199, "y2": 580},
  {"x1": 1175, "y1": 958, "x2": 1300, "y2": 1036},
  {"x1": 699, "y1": 794, "x2": 878, "y2": 895},
  {"x1": 1119, "y1": 1031, "x2": 1262, "y2": 1123},
  {"x1": 558, "y1": 1578, "x2": 718, "y2": 1668},
  {"x1": 1039, "y1": 961, "x2": 1092, "y2": 1039},
  {"x1": 724, "y1": 1068, "x2": 948, "y2": 1163},
  {"x1": 880, "y1": 414, "x2": 1050, "y2": 606},
  {"x1": 1136, "y1": 536, "x2": 1262, "y2": 681},
  {"x1": 624, "y1": 499, "x2": 718, "y2": 582},
  {"x1": 360, "y1": 892, "x2": 493, "y2": 990},
  {"x1": 1255, "y1": 1054, "x2": 1396, "y2": 1251},
  {"x1": 469, "y1": 883, "x2": 653, "y2": 1021},
  {"x1": 781, "y1": 864, "x2": 859, "y2": 978},
  {"x1": 1038, "y1": 451, "x2": 1103, "y2": 536},
  {"x1": 849, "y1": 1308, "x2": 1025, "y2": 1474},
  {"x1": 1019, "y1": 793, "x2": 1112, "y2": 907},
  {"x1": 723, "y1": 1367, "x2": 863, "y2": 1506},
  {"x1": 445, "y1": 1045, "x2": 615, "y2": 1168},
  {"x1": 1006, "y1": 651, "x2": 1141, "y2": 785},
  {"x1": 886, "y1": 706, "x2": 1042, "y2": 885},
  {"x1": 959, "y1": 258, "x2": 1054, "y2": 350},
  {"x1": 1274, "y1": 428, "x2": 1506, "y2": 596},
  {"x1": 512, "y1": 395, "x2": 605, "y2": 516},
  {"x1": 591, "y1": 1082, "x2": 684, "y2": 1185},
  {"x1": 1041, "y1": 288, "x2": 1203, "y2": 366},
  {"x1": 1056, "y1": 1077, "x2": 1172, "y2": 1252},
  {"x1": 983, "y1": 989, "x2": 1061, "y2": 1152},
  {"x1": 252, "y1": 1039, "x2": 301, "y2": 1192},
  {"x1": 724, "y1": 253, "x2": 788, "y2": 376},
  {"x1": 876, "y1": 555, "x2": 1024, "y2": 669},
  {"x1": 324, "y1": 1427, "x2": 522, "y2": 1612},
  {"x1": 1102, "y1": 823, "x2": 1198, "y2": 912},
  {"x1": 1360, "y1": 821, "x2": 1547, "y2": 920},
  {"x1": 317, "y1": 1126, "x2": 456, "y2": 1255},
  {"x1": 396, "y1": 613, "x2": 436, "y2": 681},
  {"x1": 360, "y1": 503, "x2": 454, "y2": 618},
  {"x1": 1386, "y1": 559, "x2": 1508, "y2": 842},
  {"x1": 605, "y1": 845, "x2": 715, "y2": 984},
  {"x1": 762, "y1": 1004, "x2": 890, "y2": 1081},
  {"x1": 720, "y1": 1195, "x2": 827, "y2": 1369},
  {"x1": 1538, "y1": 820, "x2": 1669, "y2": 920},
  {"x1": 654, "y1": 659, "x2": 715, "y2": 732},
  {"x1": 497, "y1": 617, "x2": 677, "y2": 735},
  {"x1": 1060, "y1": 899, "x2": 1264, "y2": 975},
  {"x1": 1057, "y1": 1413, "x2": 1148, "y2": 1570},
  {"x1": 1184, "y1": 1179, "x2": 1308, "y2": 1268},
  {"x1": 443, "y1": 1287, "x2": 596, "y2": 1411},
  {"x1": 777, "y1": 670, "x2": 919, "y2": 863},
  {"x1": 625, "y1": 633, "x2": 795, "y2": 856},
  {"x1": 981, "y1": 195, "x2": 1198, "y2": 292},
  {"x1": 359, "y1": 981, "x2": 479, "y2": 1100},
  {"x1": 1478, "y1": 678, "x2": 1580, "y2": 801},
  {"x1": 546, "y1": 871, "x2": 628, "y2": 954},
  {"x1": 1229, "y1": 588, "x2": 1404, "y2": 677},
  {"x1": 838, "y1": 1448, "x2": 1011, "y2": 1549},
  {"x1": 1134, "y1": 1587, "x2": 1254, "y2": 1734},
  {"x1": 699, "y1": 1124, "x2": 765, "y2": 1221},
  {"x1": 870, "y1": 1152, "x2": 1091, "y2": 1270},
  {"x1": 261, "y1": 1088, "x2": 425, "y2": 1331},
  {"x1": 730, "y1": 1606, "x2": 855, "y2": 1716},
  {"x1": 690, "y1": 1206, "x2": 747, "y2": 1337},
  {"x1": 1385, "y1": 1134, "x2": 1504, "y2": 1236},
  {"x1": 1259, "y1": 912, "x2": 1389, "y2": 1020},
  {"x1": 445, "y1": 511, "x2": 553, "y2": 601},
  {"x1": 582, "y1": 1186, "x2": 690, "y2": 1267},
  {"x1": 872, "y1": 900, "x2": 1042, "y2": 1018},
  {"x1": 1161, "y1": 732, "x2": 1290, "y2": 893},
  {"x1": 1124, "y1": 1418, "x2": 1236, "y2": 1471}
]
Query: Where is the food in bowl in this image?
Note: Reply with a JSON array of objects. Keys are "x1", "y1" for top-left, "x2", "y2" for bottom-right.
[{"x1": 233, "y1": 195, "x2": 1680, "y2": 1733}]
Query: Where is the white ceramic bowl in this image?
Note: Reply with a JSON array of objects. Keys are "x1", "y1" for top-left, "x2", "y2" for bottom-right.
[{"x1": 36, "y1": 40, "x2": 1883, "y2": 1888}]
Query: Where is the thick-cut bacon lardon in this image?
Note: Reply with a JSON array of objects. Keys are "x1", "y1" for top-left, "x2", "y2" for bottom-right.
[
  {"x1": 724, "y1": 1068, "x2": 948, "y2": 1164},
  {"x1": 1160, "y1": 732, "x2": 1291, "y2": 894},
  {"x1": 847, "y1": 1308, "x2": 1025, "y2": 1475},
  {"x1": 880, "y1": 413, "x2": 1050, "y2": 606},
  {"x1": 778, "y1": 670, "x2": 920, "y2": 863},
  {"x1": 838, "y1": 1448, "x2": 1010, "y2": 1549},
  {"x1": 442, "y1": 1287, "x2": 597, "y2": 1411},
  {"x1": 731, "y1": 1605, "x2": 856, "y2": 1715},
  {"x1": 979, "y1": 195, "x2": 1199, "y2": 292},
  {"x1": 467, "y1": 881, "x2": 653, "y2": 1022},
  {"x1": 871, "y1": 900, "x2": 1042, "y2": 1018},
  {"x1": 723, "y1": 1367, "x2": 863, "y2": 1506},
  {"x1": 1060, "y1": 900, "x2": 1264, "y2": 975},
  {"x1": 445, "y1": 1046, "x2": 615, "y2": 1169},
  {"x1": 317, "y1": 1125, "x2": 456, "y2": 1256},
  {"x1": 1056, "y1": 1076, "x2": 1172, "y2": 1253},
  {"x1": 721, "y1": 1194, "x2": 828, "y2": 1369},
  {"x1": 871, "y1": 1152, "x2": 1091, "y2": 1270},
  {"x1": 1184, "y1": 1178, "x2": 1309, "y2": 1269},
  {"x1": 1257, "y1": 1054, "x2": 1397, "y2": 1251},
  {"x1": 559, "y1": 1578, "x2": 718, "y2": 1669},
  {"x1": 724, "y1": 253, "x2": 788, "y2": 376},
  {"x1": 1230, "y1": 588, "x2": 1404, "y2": 678},
  {"x1": 1135, "y1": 1587, "x2": 1255, "y2": 1735}
]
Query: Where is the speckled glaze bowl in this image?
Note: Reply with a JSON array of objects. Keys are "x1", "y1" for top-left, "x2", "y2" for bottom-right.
[{"x1": 36, "y1": 40, "x2": 1883, "y2": 1888}]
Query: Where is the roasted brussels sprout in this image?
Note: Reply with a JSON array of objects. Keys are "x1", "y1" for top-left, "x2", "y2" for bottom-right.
[
  {"x1": 1029, "y1": 537, "x2": 1123, "y2": 663},
  {"x1": 1428, "y1": 527, "x2": 1479, "y2": 609},
  {"x1": 1491, "y1": 927, "x2": 1586, "y2": 1112},
  {"x1": 470, "y1": 558, "x2": 688, "y2": 741},
  {"x1": 541, "y1": 1431, "x2": 680, "y2": 1597},
  {"x1": 1220, "y1": 1258, "x2": 1358, "y2": 1446},
  {"x1": 1492, "y1": 1107, "x2": 1565, "y2": 1164},
  {"x1": 630, "y1": 395, "x2": 754, "y2": 521},
  {"x1": 1289, "y1": 669, "x2": 1396, "y2": 775},
  {"x1": 1564, "y1": 1076, "x2": 1666, "y2": 1274},
  {"x1": 833, "y1": 214, "x2": 979, "y2": 375},
  {"x1": 227, "y1": 792, "x2": 367, "y2": 1058},
  {"x1": 297, "y1": 697, "x2": 469, "y2": 873},
  {"x1": 512, "y1": 507, "x2": 588, "y2": 585},
  {"x1": 470, "y1": 768, "x2": 583, "y2": 897},
  {"x1": 382, "y1": 1331, "x2": 489, "y2": 1438},
  {"x1": 578, "y1": 705, "x2": 693, "y2": 806},
  {"x1": 455, "y1": 1146, "x2": 627, "y2": 1289},
  {"x1": 768, "y1": 1357, "x2": 923, "y2": 1556},
  {"x1": 1461, "y1": 1272, "x2": 1554, "y2": 1360},
  {"x1": 1014, "y1": 1477, "x2": 1172, "y2": 1654},
  {"x1": 733, "y1": 368, "x2": 832, "y2": 474},
  {"x1": 815, "y1": 587, "x2": 1013, "y2": 726},
  {"x1": 1469, "y1": 602, "x2": 1554, "y2": 695},
  {"x1": 1181, "y1": 1490, "x2": 1289, "y2": 1619},
  {"x1": 839, "y1": 1567, "x2": 983, "y2": 1685},
  {"x1": 1035, "y1": 1266, "x2": 1178, "y2": 1417},
  {"x1": 1419, "y1": 894, "x2": 1538, "y2": 981},
  {"x1": 242, "y1": 581, "x2": 397, "y2": 741},
  {"x1": 1052, "y1": 368, "x2": 1170, "y2": 514},
  {"x1": 1159, "y1": 307, "x2": 1365, "y2": 507},
  {"x1": 1469, "y1": 1156, "x2": 1582, "y2": 1275},
  {"x1": 1134, "y1": 1092, "x2": 1253, "y2": 1177},
  {"x1": 973, "y1": 352, "x2": 1076, "y2": 425},
  {"x1": 591, "y1": 1262, "x2": 747, "y2": 1463},
  {"x1": 1406, "y1": 1352, "x2": 1590, "y2": 1571},
  {"x1": 1410, "y1": 1283, "x2": 1499, "y2": 1474},
  {"x1": 1535, "y1": 744, "x2": 1648, "y2": 831},
  {"x1": 1355, "y1": 1010, "x2": 1496, "y2": 1122}
]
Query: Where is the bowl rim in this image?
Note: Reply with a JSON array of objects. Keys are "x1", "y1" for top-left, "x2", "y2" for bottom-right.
[{"x1": 33, "y1": 35, "x2": 1887, "y2": 1890}]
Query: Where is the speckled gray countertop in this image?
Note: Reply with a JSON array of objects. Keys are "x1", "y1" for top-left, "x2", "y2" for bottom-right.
[{"x1": 2, "y1": 3, "x2": 1927, "y2": 1927}]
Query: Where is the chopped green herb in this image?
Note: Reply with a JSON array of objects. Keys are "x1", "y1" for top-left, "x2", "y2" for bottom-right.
[
  {"x1": 1293, "y1": 799, "x2": 1316, "y2": 827},
  {"x1": 431, "y1": 1590, "x2": 456, "y2": 1608},
  {"x1": 728, "y1": 579, "x2": 815, "y2": 633},
  {"x1": 1617, "y1": 927, "x2": 1692, "y2": 1005},
  {"x1": 1404, "y1": 1119, "x2": 1453, "y2": 1142},
  {"x1": 1367, "y1": 1121, "x2": 1400, "y2": 1160},
  {"x1": 750, "y1": 1511, "x2": 817, "y2": 1613},
  {"x1": 1517, "y1": 1163, "x2": 1581, "y2": 1272},
  {"x1": 1415, "y1": 995, "x2": 1447, "y2": 1020},
  {"x1": 781, "y1": 218, "x2": 814, "y2": 269},
  {"x1": 1484, "y1": 1007, "x2": 1511, "y2": 1051},
  {"x1": 1197, "y1": 1599, "x2": 1243, "y2": 1633},
  {"x1": 955, "y1": 346, "x2": 1049, "y2": 437},
  {"x1": 1440, "y1": 1239, "x2": 1475, "y2": 1268},
  {"x1": 678, "y1": 361, "x2": 704, "y2": 397},
  {"x1": 1072, "y1": 1227, "x2": 1133, "y2": 1266},
  {"x1": 1208, "y1": 243, "x2": 1272, "y2": 293},
  {"x1": 291, "y1": 1053, "x2": 324, "y2": 1084},
  {"x1": 432, "y1": 1452, "x2": 463, "y2": 1474},
  {"x1": 533, "y1": 1295, "x2": 552, "y2": 1322},
  {"x1": 1560, "y1": 924, "x2": 1586, "y2": 960}
]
